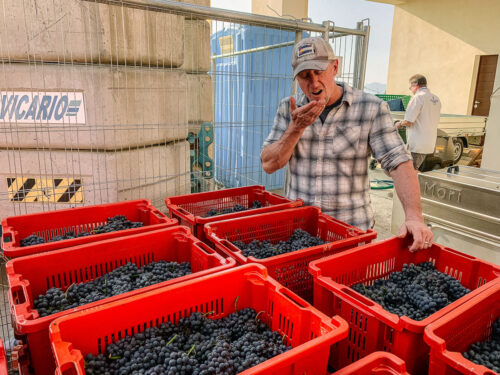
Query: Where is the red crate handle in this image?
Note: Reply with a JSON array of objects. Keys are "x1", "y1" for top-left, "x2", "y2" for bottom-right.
[
  {"x1": 278, "y1": 287, "x2": 310, "y2": 309},
  {"x1": 1, "y1": 224, "x2": 15, "y2": 248},
  {"x1": 51, "y1": 335, "x2": 83, "y2": 375},
  {"x1": 175, "y1": 207, "x2": 196, "y2": 222},
  {"x1": 194, "y1": 240, "x2": 235, "y2": 267},
  {"x1": 194, "y1": 240, "x2": 216, "y2": 255},
  {"x1": 7, "y1": 270, "x2": 35, "y2": 323},
  {"x1": 152, "y1": 209, "x2": 168, "y2": 221},
  {"x1": 219, "y1": 238, "x2": 243, "y2": 254}
]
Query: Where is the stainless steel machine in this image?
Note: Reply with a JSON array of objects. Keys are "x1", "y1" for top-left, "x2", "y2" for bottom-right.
[{"x1": 392, "y1": 166, "x2": 500, "y2": 264}]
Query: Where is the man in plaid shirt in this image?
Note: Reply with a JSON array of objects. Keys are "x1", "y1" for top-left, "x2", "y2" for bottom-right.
[{"x1": 261, "y1": 37, "x2": 433, "y2": 251}]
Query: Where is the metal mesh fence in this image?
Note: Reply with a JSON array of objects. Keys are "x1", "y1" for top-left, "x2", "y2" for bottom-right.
[{"x1": 0, "y1": 0, "x2": 368, "y2": 371}]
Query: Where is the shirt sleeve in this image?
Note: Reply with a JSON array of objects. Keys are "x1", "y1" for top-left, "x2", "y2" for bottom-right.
[
  {"x1": 261, "y1": 97, "x2": 291, "y2": 151},
  {"x1": 369, "y1": 100, "x2": 412, "y2": 171},
  {"x1": 404, "y1": 95, "x2": 423, "y2": 122}
]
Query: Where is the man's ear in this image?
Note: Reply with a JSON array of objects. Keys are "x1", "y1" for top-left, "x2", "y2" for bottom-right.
[{"x1": 331, "y1": 59, "x2": 339, "y2": 76}]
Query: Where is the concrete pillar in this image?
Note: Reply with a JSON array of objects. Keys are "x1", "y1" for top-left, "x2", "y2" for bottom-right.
[
  {"x1": 252, "y1": 0, "x2": 308, "y2": 19},
  {"x1": 481, "y1": 57, "x2": 500, "y2": 171}
]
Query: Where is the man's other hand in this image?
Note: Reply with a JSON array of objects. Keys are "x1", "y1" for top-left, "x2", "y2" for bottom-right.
[
  {"x1": 399, "y1": 219, "x2": 434, "y2": 252},
  {"x1": 290, "y1": 96, "x2": 325, "y2": 129}
]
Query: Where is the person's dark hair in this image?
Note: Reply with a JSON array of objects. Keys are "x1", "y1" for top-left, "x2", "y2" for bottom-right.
[{"x1": 409, "y1": 74, "x2": 427, "y2": 87}]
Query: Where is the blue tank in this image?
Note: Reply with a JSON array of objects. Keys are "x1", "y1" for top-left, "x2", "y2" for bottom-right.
[{"x1": 211, "y1": 25, "x2": 302, "y2": 190}]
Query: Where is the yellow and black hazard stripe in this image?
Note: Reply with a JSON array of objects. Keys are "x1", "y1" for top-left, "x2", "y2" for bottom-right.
[{"x1": 7, "y1": 178, "x2": 84, "y2": 203}]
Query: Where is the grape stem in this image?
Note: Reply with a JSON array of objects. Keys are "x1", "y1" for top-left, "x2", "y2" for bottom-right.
[
  {"x1": 234, "y1": 296, "x2": 239, "y2": 312},
  {"x1": 254, "y1": 311, "x2": 265, "y2": 322},
  {"x1": 64, "y1": 283, "x2": 76, "y2": 299},
  {"x1": 166, "y1": 334, "x2": 178, "y2": 346}
]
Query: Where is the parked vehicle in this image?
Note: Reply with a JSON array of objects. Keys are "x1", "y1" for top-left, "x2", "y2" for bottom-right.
[{"x1": 391, "y1": 111, "x2": 487, "y2": 164}]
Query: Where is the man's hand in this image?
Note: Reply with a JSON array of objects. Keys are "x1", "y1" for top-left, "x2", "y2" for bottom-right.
[
  {"x1": 399, "y1": 219, "x2": 434, "y2": 252},
  {"x1": 290, "y1": 96, "x2": 325, "y2": 129},
  {"x1": 395, "y1": 120, "x2": 413, "y2": 129}
]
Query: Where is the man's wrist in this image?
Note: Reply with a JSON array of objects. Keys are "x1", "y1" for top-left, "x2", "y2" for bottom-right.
[
  {"x1": 289, "y1": 121, "x2": 307, "y2": 134},
  {"x1": 405, "y1": 214, "x2": 424, "y2": 222}
]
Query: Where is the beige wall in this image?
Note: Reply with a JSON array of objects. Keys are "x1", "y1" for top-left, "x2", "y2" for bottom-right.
[
  {"x1": 386, "y1": 0, "x2": 500, "y2": 115},
  {"x1": 252, "y1": 0, "x2": 308, "y2": 19},
  {"x1": 481, "y1": 58, "x2": 500, "y2": 171}
]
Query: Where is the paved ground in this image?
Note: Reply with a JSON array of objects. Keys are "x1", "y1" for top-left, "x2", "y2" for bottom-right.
[{"x1": 369, "y1": 167, "x2": 395, "y2": 241}]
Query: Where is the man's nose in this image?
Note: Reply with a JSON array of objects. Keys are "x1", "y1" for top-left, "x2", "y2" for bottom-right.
[{"x1": 310, "y1": 74, "x2": 320, "y2": 86}]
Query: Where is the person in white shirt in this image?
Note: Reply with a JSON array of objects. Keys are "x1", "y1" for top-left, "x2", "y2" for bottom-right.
[{"x1": 395, "y1": 74, "x2": 441, "y2": 170}]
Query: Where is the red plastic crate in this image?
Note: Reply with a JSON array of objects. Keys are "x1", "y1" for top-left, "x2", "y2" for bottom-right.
[
  {"x1": 424, "y1": 282, "x2": 500, "y2": 375},
  {"x1": 0, "y1": 339, "x2": 7, "y2": 375},
  {"x1": 309, "y1": 236, "x2": 500, "y2": 375},
  {"x1": 331, "y1": 352, "x2": 410, "y2": 374},
  {"x1": 1, "y1": 199, "x2": 176, "y2": 258},
  {"x1": 165, "y1": 185, "x2": 303, "y2": 244},
  {"x1": 49, "y1": 264, "x2": 349, "y2": 375},
  {"x1": 7, "y1": 226, "x2": 235, "y2": 375},
  {"x1": 204, "y1": 206, "x2": 376, "y2": 302}
]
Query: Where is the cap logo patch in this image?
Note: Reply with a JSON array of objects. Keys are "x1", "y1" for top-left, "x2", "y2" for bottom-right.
[{"x1": 297, "y1": 43, "x2": 315, "y2": 58}]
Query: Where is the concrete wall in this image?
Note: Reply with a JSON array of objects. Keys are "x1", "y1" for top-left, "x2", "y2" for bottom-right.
[
  {"x1": 0, "y1": 141, "x2": 190, "y2": 217},
  {"x1": 481, "y1": 58, "x2": 500, "y2": 171},
  {"x1": 0, "y1": 64, "x2": 187, "y2": 150},
  {"x1": 0, "y1": 0, "x2": 184, "y2": 66},
  {"x1": 385, "y1": 0, "x2": 500, "y2": 115}
]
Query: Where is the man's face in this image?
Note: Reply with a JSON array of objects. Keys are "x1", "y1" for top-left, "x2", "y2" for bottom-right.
[
  {"x1": 409, "y1": 82, "x2": 419, "y2": 94},
  {"x1": 296, "y1": 61, "x2": 338, "y2": 105}
]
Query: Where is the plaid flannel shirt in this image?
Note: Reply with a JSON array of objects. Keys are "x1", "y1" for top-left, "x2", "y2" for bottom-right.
[{"x1": 262, "y1": 83, "x2": 411, "y2": 230}]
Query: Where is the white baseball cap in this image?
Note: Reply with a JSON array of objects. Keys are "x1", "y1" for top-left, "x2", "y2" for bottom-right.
[{"x1": 292, "y1": 37, "x2": 336, "y2": 79}]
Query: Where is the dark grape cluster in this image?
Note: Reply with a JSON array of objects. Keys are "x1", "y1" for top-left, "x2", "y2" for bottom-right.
[
  {"x1": 34, "y1": 261, "x2": 191, "y2": 317},
  {"x1": 19, "y1": 234, "x2": 47, "y2": 246},
  {"x1": 20, "y1": 215, "x2": 143, "y2": 246},
  {"x1": 204, "y1": 200, "x2": 262, "y2": 217},
  {"x1": 84, "y1": 308, "x2": 291, "y2": 375},
  {"x1": 351, "y1": 262, "x2": 471, "y2": 320},
  {"x1": 463, "y1": 318, "x2": 500, "y2": 373},
  {"x1": 232, "y1": 229, "x2": 325, "y2": 259}
]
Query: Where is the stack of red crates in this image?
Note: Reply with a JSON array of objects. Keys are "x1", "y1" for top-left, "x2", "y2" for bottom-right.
[
  {"x1": 424, "y1": 281, "x2": 500, "y2": 375},
  {"x1": 165, "y1": 185, "x2": 303, "y2": 245},
  {"x1": 205, "y1": 206, "x2": 376, "y2": 302},
  {"x1": 49, "y1": 265, "x2": 349, "y2": 375},
  {"x1": 309, "y1": 236, "x2": 500, "y2": 374},
  {"x1": 6, "y1": 226, "x2": 235, "y2": 375}
]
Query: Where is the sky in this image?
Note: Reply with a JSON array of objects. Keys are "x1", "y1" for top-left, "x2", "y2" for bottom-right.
[{"x1": 210, "y1": 0, "x2": 394, "y2": 88}]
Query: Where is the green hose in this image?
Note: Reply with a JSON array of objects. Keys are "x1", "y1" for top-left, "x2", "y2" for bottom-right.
[{"x1": 370, "y1": 179, "x2": 394, "y2": 190}]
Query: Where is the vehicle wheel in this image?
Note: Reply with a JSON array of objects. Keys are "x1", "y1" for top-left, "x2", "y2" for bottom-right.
[{"x1": 453, "y1": 138, "x2": 464, "y2": 163}]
